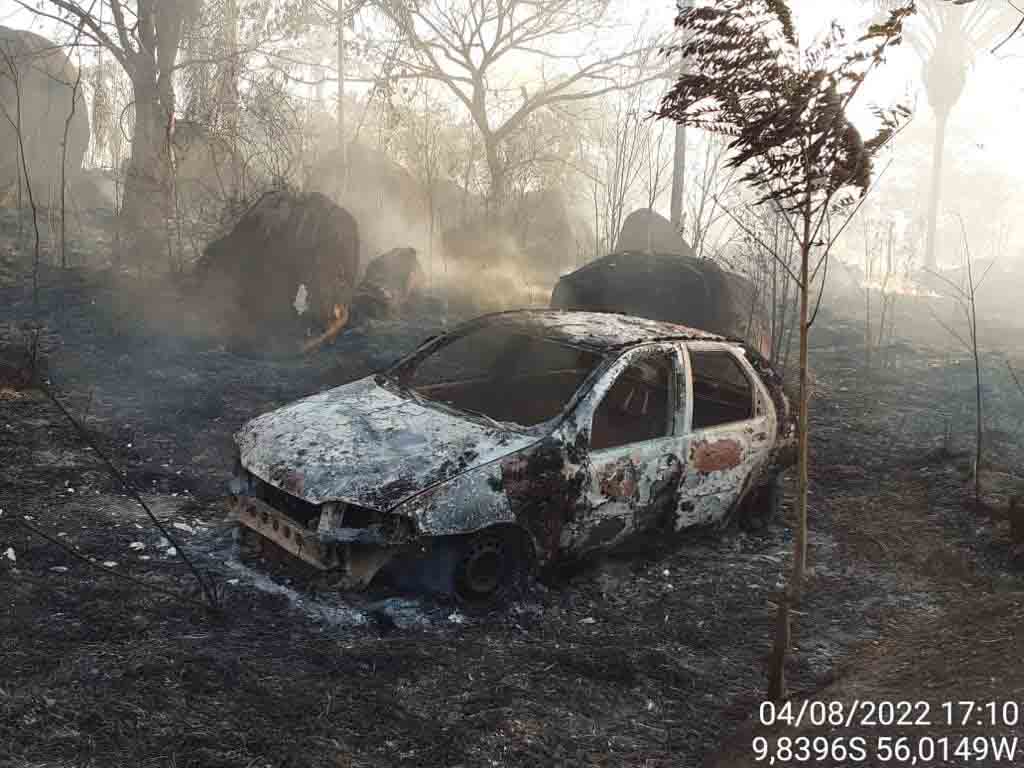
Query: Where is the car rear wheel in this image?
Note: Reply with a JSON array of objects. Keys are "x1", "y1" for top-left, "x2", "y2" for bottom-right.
[
  {"x1": 737, "y1": 473, "x2": 783, "y2": 530},
  {"x1": 453, "y1": 527, "x2": 532, "y2": 604}
]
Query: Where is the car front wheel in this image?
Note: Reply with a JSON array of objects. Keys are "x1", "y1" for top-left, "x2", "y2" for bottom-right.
[{"x1": 453, "y1": 527, "x2": 533, "y2": 604}]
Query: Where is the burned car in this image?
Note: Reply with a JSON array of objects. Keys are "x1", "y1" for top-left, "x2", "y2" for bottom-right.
[{"x1": 229, "y1": 310, "x2": 795, "y2": 601}]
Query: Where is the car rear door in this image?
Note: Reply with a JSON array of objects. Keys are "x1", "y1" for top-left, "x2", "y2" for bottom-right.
[{"x1": 677, "y1": 341, "x2": 777, "y2": 526}]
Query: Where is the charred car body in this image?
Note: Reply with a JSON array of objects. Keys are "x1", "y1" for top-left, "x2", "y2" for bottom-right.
[{"x1": 229, "y1": 310, "x2": 795, "y2": 600}]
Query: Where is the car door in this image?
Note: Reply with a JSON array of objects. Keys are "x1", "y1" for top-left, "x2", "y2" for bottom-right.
[
  {"x1": 562, "y1": 343, "x2": 690, "y2": 554},
  {"x1": 678, "y1": 341, "x2": 776, "y2": 527}
]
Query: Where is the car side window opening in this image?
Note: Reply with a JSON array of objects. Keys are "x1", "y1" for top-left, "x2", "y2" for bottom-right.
[
  {"x1": 590, "y1": 353, "x2": 674, "y2": 451},
  {"x1": 689, "y1": 350, "x2": 754, "y2": 429}
]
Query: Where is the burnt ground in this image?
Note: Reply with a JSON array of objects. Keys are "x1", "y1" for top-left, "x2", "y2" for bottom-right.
[{"x1": 2, "y1": 255, "x2": 1024, "y2": 766}]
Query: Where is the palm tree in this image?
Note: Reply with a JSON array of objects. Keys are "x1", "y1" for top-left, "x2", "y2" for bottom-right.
[{"x1": 873, "y1": 1, "x2": 1016, "y2": 270}]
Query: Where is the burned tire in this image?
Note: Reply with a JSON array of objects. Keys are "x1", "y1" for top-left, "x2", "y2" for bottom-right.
[{"x1": 453, "y1": 527, "x2": 532, "y2": 604}]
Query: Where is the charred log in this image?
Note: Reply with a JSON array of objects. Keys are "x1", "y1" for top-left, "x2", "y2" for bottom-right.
[{"x1": 351, "y1": 247, "x2": 423, "y2": 324}]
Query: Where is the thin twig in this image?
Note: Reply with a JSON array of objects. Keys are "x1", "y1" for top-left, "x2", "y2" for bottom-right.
[
  {"x1": 924, "y1": 299, "x2": 971, "y2": 352},
  {"x1": 808, "y1": 249, "x2": 829, "y2": 329},
  {"x1": 1007, "y1": 359, "x2": 1024, "y2": 401},
  {"x1": 923, "y1": 265, "x2": 969, "y2": 300},
  {"x1": 10, "y1": 516, "x2": 215, "y2": 613},
  {"x1": 715, "y1": 197, "x2": 803, "y2": 286},
  {"x1": 992, "y1": 14, "x2": 1024, "y2": 53},
  {"x1": 35, "y1": 378, "x2": 220, "y2": 609}
]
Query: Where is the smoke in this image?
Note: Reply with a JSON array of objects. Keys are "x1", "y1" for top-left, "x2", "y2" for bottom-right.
[{"x1": 306, "y1": 142, "x2": 564, "y2": 315}]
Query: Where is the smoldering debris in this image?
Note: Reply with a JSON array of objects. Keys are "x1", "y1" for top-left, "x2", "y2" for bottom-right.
[{"x1": 351, "y1": 247, "x2": 426, "y2": 323}]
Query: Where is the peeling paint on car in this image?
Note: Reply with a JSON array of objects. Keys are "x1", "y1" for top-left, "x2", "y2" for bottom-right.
[
  {"x1": 692, "y1": 438, "x2": 743, "y2": 472},
  {"x1": 499, "y1": 438, "x2": 589, "y2": 559}
]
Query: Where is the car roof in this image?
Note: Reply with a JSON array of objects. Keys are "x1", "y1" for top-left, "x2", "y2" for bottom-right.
[{"x1": 472, "y1": 309, "x2": 729, "y2": 352}]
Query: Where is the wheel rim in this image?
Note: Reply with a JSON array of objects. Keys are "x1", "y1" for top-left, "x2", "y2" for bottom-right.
[{"x1": 460, "y1": 537, "x2": 505, "y2": 598}]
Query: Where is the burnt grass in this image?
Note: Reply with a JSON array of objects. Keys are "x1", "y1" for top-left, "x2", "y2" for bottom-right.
[{"x1": 2, "y1": 261, "x2": 1024, "y2": 767}]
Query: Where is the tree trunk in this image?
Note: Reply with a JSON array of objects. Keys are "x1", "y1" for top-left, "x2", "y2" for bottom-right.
[
  {"x1": 865, "y1": 275, "x2": 872, "y2": 370},
  {"x1": 670, "y1": 122, "x2": 686, "y2": 231},
  {"x1": 923, "y1": 109, "x2": 949, "y2": 272},
  {"x1": 484, "y1": 136, "x2": 506, "y2": 216},
  {"x1": 670, "y1": 0, "x2": 692, "y2": 232},
  {"x1": 885, "y1": 293, "x2": 897, "y2": 369},
  {"x1": 337, "y1": 0, "x2": 347, "y2": 192},
  {"x1": 794, "y1": 231, "x2": 810, "y2": 593},
  {"x1": 120, "y1": 79, "x2": 169, "y2": 265},
  {"x1": 769, "y1": 229, "x2": 779, "y2": 360},
  {"x1": 768, "y1": 212, "x2": 811, "y2": 701},
  {"x1": 968, "y1": 271, "x2": 982, "y2": 505},
  {"x1": 877, "y1": 223, "x2": 894, "y2": 354}
]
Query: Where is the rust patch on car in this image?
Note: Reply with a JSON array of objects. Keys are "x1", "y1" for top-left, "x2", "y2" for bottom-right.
[
  {"x1": 692, "y1": 439, "x2": 742, "y2": 472},
  {"x1": 598, "y1": 458, "x2": 640, "y2": 500}
]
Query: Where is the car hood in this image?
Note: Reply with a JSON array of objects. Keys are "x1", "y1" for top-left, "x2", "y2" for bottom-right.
[{"x1": 235, "y1": 376, "x2": 538, "y2": 510}]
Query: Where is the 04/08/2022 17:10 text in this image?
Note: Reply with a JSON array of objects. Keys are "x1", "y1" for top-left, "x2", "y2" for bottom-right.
[{"x1": 758, "y1": 700, "x2": 1023, "y2": 728}]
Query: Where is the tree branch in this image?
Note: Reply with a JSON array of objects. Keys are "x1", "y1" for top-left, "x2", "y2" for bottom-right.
[{"x1": 13, "y1": 0, "x2": 130, "y2": 69}]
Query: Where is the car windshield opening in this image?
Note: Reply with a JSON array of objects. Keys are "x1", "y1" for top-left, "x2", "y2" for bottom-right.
[{"x1": 394, "y1": 326, "x2": 604, "y2": 427}]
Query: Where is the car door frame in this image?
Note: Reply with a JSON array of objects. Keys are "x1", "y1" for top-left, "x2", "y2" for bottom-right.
[
  {"x1": 555, "y1": 342, "x2": 691, "y2": 553},
  {"x1": 677, "y1": 340, "x2": 777, "y2": 527}
]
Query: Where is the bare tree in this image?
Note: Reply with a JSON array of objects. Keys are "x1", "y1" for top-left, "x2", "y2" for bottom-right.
[
  {"x1": 641, "y1": 118, "x2": 672, "y2": 216},
  {"x1": 400, "y1": 84, "x2": 447, "y2": 288},
  {"x1": 859, "y1": 213, "x2": 885, "y2": 369},
  {"x1": 591, "y1": 91, "x2": 651, "y2": 256},
  {"x1": 926, "y1": 216, "x2": 994, "y2": 505},
  {"x1": 373, "y1": 0, "x2": 664, "y2": 209},
  {"x1": 684, "y1": 134, "x2": 741, "y2": 258},
  {"x1": 61, "y1": 20, "x2": 87, "y2": 270},
  {"x1": 722, "y1": 201, "x2": 799, "y2": 369},
  {"x1": 17, "y1": 0, "x2": 203, "y2": 264}
]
